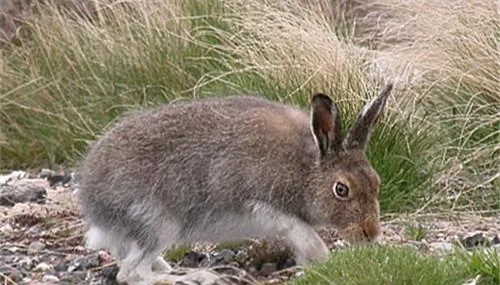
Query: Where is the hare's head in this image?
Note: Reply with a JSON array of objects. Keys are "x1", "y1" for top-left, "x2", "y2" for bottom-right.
[{"x1": 307, "y1": 84, "x2": 393, "y2": 244}]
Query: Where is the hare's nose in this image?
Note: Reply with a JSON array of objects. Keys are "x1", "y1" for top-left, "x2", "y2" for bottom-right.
[{"x1": 361, "y1": 220, "x2": 381, "y2": 242}]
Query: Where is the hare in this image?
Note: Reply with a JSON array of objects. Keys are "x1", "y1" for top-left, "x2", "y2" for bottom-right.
[{"x1": 76, "y1": 84, "x2": 393, "y2": 284}]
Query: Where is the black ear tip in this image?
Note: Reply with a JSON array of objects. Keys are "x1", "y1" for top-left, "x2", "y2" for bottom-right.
[{"x1": 381, "y1": 83, "x2": 394, "y2": 97}]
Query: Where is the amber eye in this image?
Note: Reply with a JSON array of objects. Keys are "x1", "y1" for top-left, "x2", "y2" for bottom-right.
[{"x1": 333, "y1": 182, "x2": 349, "y2": 199}]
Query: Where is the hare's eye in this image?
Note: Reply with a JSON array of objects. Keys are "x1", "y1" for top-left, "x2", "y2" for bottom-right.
[{"x1": 333, "y1": 182, "x2": 349, "y2": 199}]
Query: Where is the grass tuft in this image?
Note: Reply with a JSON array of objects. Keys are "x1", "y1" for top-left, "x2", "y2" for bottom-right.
[{"x1": 293, "y1": 245, "x2": 500, "y2": 285}]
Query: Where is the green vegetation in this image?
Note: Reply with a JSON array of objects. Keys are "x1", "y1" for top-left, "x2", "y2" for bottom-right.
[
  {"x1": 164, "y1": 244, "x2": 193, "y2": 263},
  {"x1": 0, "y1": 1, "x2": 497, "y2": 215},
  {"x1": 293, "y1": 246, "x2": 500, "y2": 285},
  {"x1": 405, "y1": 223, "x2": 429, "y2": 241}
]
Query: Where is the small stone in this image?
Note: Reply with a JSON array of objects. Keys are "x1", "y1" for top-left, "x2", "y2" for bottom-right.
[
  {"x1": 42, "y1": 274, "x2": 60, "y2": 283},
  {"x1": 18, "y1": 257, "x2": 35, "y2": 270},
  {"x1": 181, "y1": 251, "x2": 207, "y2": 268},
  {"x1": 0, "y1": 266, "x2": 23, "y2": 282},
  {"x1": 73, "y1": 245, "x2": 87, "y2": 253},
  {"x1": 40, "y1": 169, "x2": 56, "y2": 179},
  {"x1": 34, "y1": 262, "x2": 54, "y2": 272},
  {"x1": 0, "y1": 171, "x2": 26, "y2": 185},
  {"x1": 210, "y1": 249, "x2": 235, "y2": 266},
  {"x1": 332, "y1": 239, "x2": 349, "y2": 248},
  {"x1": 492, "y1": 235, "x2": 499, "y2": 245},
  {"x1": 295, "y1": 270, "x2": 305, "y2": 278},
  {"x1": 29, "y1": 240, "x2": 46, "y2": 252},
  {"x1": 461, "y1": 233, "x2": 491, "y2": 248},
  {"x1": 67, "y1": 252, "x2": 100, "y2": 272},
  {"x1": 0, "y1": 223, "x2": 13, "y2": 234},
  {"x1": 47, "y1": 173, "x2": 72, "y2": 187},
  {"x1": 429, "y1": 241, "x2": 453, "y2": 251},
  {"x1": 259, "y1": 262, "x2": 277, "y2": 276}
]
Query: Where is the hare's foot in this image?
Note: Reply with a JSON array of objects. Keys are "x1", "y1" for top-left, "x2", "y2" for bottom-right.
[
  {"x1": 116, "y1": 243, "x2": 173, "y2": 284},
  {"x1": 152, "y1": 256, "x2": 171, "y2": 272},
  {"x1": 151, "y1": 269, "x2": 229, "y2": 285}
]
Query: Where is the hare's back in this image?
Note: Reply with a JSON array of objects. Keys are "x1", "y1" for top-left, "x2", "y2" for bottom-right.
[{"x1": 78, "y1": 95, "x2": 315, "y2": 201}]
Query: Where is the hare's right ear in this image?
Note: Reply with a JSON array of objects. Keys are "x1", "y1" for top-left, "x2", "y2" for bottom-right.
[
  {"x1": 343, "y1": 84, "x2": 393, "y2": 151},
  {"x1": 310, "y1": 93, "x2": 342, "y2": 159}
]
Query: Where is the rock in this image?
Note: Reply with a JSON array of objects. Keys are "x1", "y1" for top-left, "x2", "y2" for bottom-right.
[
  {"x1": 0, "y1": 223, "x2": 13, "y2": 234},
  {"x1": 181, "y1": 251, "x2": 208, "y2": 268},
  {"x1": 33, "y1": 262, "x2": 54, "y2": 272},
  {"x1": 73, "y1": 245, "x2": 87, "y2": 253},
  {"x1": 67, "y1": 252, "x2": 100, "y2": 272},
  {"x1": 18, "y1": 256, "x2": 36, "y2": 271},
  {"x1": 294, "y1": 270, "x2": 305, "y2": 278},
  {"x1": 0, "y1": 183, "x2": 47, "y2": 206},
  {"x1": 491, "y1": 235, "x2": 499, "y2": 245},
  {"x1": 98, "y1": 250, "x2": 114, "y2": 265},
  {"x1": 461, "y1": 233, "x2": 491, "y2": 248},
  {"x1": 53, "y1": 262, "x2": 68, "y2": 272},
  {"x1": 0, "y1": 265, "x2": 23, "y2": 282},
  {"x1": 331, "y1": 239, "x2": 349, "y2": 249},
  {"x1": 0, "y1": 170, "x2": 26, "y2": 185},
  {"x1": 39, "y1": 169, "x2": 56, "y2": 179},
  {"x1": 429, "y1": 241, "x2": 453, "y2": 251},
  {"x1": 59, "y1": 271, "x2": 89, "y2": 285},
  {"x1": 29, "y1": 240, "x2": 46, "y2": 252},
  {"x1": 210, "y1": 249, "x2": 235, "y2": 266},
  {"x1": 47, "y1": 173, "x2": 72, "y2": 187},
  {"x1": 42, "y1": 274, "x2": 60, "y2": 283}
]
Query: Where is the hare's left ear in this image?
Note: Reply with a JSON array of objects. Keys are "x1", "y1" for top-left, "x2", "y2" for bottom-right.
[
  {"x1": 310, "y1": 93, "x2": 343, "y2": 159},
  {"x1": 343, "y1": 84, "x2": 393, "y2": 151}
]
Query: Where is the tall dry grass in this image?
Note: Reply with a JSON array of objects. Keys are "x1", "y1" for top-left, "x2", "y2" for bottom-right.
[
  {"x1": 352, "y1": 0, "x2": 499, "y2": 212},
  {"x1": 0, "y1": 0, "x2": 497, "y2": 213}
]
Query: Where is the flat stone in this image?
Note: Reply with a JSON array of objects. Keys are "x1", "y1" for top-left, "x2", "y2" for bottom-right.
[
  {"x1": 29, "y1": 240, "x2": 46, "y2": 252},
  {"x1": 210, "y1": 249, "x2": 235, "y2": 266},
  {"x1": 0, "y1": 182, "x2": 47, "y2": 206},
  {"x1": 181, "y1": 251, "x2": 207, "y2": 268},
  {"x1": 34, "y1": 262, "x2": 54, "y2": 272},
  {"x1": 39, "y1": 169, "x2": 56, "y2": 179},
  {"x1": 429, "y1": 241, "x2": 453, "y2": 251},
  {"x1": 42, "y1": 274, "x2": 60, "y2": 283},
  {"x1": 0, "y1": 171, "x2": 26, "y2": 185},
  {"x1": 18, "y1": 256, "x2": 36, "y2": 271},
  {"x1": 461, "y1": 233, "x2": 491, "y2": 248}
]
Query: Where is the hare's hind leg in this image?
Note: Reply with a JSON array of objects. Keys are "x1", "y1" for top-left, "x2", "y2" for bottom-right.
[
  {"x1": 85, "y1": 225, "x2": 131, "y2": 261},
  {"x1": 116, "y1": 222, "x2": 180, "y2": 284}
]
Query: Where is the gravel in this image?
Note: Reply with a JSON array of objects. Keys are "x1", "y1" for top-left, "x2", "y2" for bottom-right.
[{"x1": 0, "y1": 170, "x2": 498, "y2": 285}]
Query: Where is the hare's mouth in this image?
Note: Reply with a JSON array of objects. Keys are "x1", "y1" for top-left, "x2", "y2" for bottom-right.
[{"x1": 338, "y1": 221, "x2": 381, "y2": 244}]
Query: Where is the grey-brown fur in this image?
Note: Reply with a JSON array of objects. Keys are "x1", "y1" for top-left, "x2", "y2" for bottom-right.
[{"x1": 76, "y1": 84, "x2": 393, "y2": 285}]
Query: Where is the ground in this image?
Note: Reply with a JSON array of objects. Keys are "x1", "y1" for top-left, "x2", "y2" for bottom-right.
[{"x1": 0, "y1": 170, "x2": 498, "y2": 285}]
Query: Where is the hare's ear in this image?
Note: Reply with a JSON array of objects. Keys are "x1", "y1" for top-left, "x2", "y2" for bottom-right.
[
  {"x1": 344, "y1": 84, "x2": 393, "y2": 151},
  {"x1": 310, "y1": 93, "x2": 342, "y2": 159}
]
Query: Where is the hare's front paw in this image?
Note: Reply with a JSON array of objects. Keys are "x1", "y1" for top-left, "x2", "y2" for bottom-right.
[
  {"x1": 294, "y1": 238, "x2": 329, "y2": 265},
  {"x1": 284, "y1": 221, "x2": 330, "y2": 265}
]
